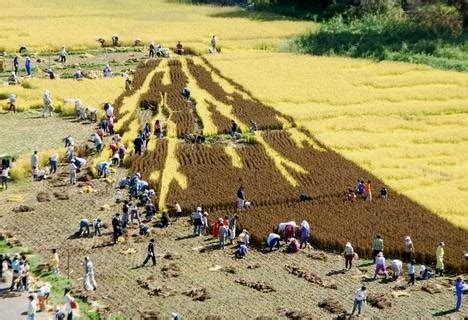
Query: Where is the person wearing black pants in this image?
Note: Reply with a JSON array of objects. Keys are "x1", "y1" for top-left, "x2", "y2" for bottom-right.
[
  {"x1": 142, "y1": 239, "x2": 156, "y2": 266},
  {"x1": 112, "y1": 213, "x2": 122, "y2": 244}
]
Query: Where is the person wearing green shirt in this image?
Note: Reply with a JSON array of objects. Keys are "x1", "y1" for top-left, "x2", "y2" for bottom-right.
[{"x1": 372, "y1": 235, "x2": 384, "y2": 263}]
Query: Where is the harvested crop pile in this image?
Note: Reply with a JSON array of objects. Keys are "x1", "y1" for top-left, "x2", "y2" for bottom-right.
[
  {"x1": 285, "y1": 265, "x2": 336, "y2": 289},
  {"x1": 137, "y1": 276, "x2": 176, "y2": 297},
  {"x1": 221, "y1": 266, "x2": 236, "y2": 274},
  {"x1": 163, "y1": 252, "x2": 181, "y2": 260},
  {"x1": 183, "y1": 287, "x2": 211, "y2": 301},
  {"x1": 318, "y1": 297, "x2": 347, "y2": 315},
  {"x1": 367, "y1": 293, "x2": 392, "y2": 309},
  {"x1": 140, "y1": 311, "x2": 161, "y2": 320},
  {"x1": 308, "y1": 251, "x2": 329, "y2": 262},
  {"x1": 161, "y1": 263, "x2": 181, "y2": 278},
  {"x1": 421, "y1": 282, "x2": 443, "y2": 294},
  {"x1": 53, "y1": 192, "x2": 69, "y2": 200},
  {"x1": 12, "y1": 205, "x2": 34, "y2": 212},
  {"x1": 277, "y1": 307, "x2": 318, "y2": 320},
  {"x1": 36, "y1": 192, "x2": 51, "y2": 202},
  {"x1": 235, "y1": 278, "x2": 275, "y2": 293}
]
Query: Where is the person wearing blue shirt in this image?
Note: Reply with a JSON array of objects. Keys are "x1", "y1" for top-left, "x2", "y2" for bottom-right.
[
  {"x1": 25, "y1": 56, "x2": 32, "y2": 76},
  {"x1": 455, "y1": 276, "x2": 467, "y2": 311}
]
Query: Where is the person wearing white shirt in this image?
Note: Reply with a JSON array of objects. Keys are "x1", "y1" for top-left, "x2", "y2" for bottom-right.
[
  {"x1": 69, "y1": 162, "x2": 77, "y2": 185},
  {"x1": 267, "y1": 233, "x2": 280, "y2": 251},
  {"x1": 1, "y1": 166, "x2": 9, "y2": 189},
  {"x1": 49, "y1": 153, "x2": 59, "y2": 174},
  {"x1": 351, "y1": 286, "x2": 367, "y2": 317},
  {"x1": 27, "y1": 294, "x2": 37, "y2": 320},
  {"x1": 373, "y1": 252, "x2": 388, "y2": 279},
  {"x1": 63, "y1": 288, "x2": 75, "y2": 319},
  {"x1": 391, "y1": 259, "x2": 403, "y2": 280},
  {"x1": 344, "y1": 242, "x2": 355, "y2": 270},
  {"x1": 31, "y1": 151, "x2": 39, "y2": 170}
]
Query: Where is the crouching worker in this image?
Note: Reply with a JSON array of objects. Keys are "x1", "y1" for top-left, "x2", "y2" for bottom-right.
[
  {"x1": 235, "y1": 242, "x2": 248, "y2": 259},
  {"x1": 391, "y1": 259, "x2": 403, "y2": 281},
  {"x1": 96, "y1": 161, "x2": 111, "y2": 178},
  {"x1": 287, "y1": 237, "x2": 300, "y2": 253},
  {"x1": 78, "y1": 219, "x2": 90, "y2": 237},
  {"x1": 139, "y1": 223, "x2": 151, "y2": 236},
  {"x1": 266, "y1": 232, "x2": 281, "y2": 251},
  {"x1": 156, "y1": 211, "x2": 171, "y2": 228},
  {"x1": 182, "y1": 86, "x2": 191, "y2": 99}
]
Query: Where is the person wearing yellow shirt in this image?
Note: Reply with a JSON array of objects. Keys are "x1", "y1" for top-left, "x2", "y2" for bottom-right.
[
  {"x1": 50, "y1": 249, "x2": 59, "y2": 274},
  {"x1": 436, "y1": 242, "x2": 445, "y2": 276}
]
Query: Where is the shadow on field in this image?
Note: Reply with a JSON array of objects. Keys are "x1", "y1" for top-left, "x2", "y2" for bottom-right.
[
  {"x1": 209, "y1": 9, "x2": 301, "y2": 21},
  {"x1": 433, "y1": 309, "x2": 458, "y2": 316}
]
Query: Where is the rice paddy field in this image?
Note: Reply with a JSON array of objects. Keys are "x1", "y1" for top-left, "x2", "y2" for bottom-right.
[
  {"x1": 1, "y1": 1, "x2": 468, "y2": 318},
  {"x1": 207, "y1": 52, "x2": 468, "y2": 229},
  {"x1": 0, "y1": 0, "x2": 314, "y2": 53}
]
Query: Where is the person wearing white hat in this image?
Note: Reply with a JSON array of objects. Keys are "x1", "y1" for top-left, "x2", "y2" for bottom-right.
[
  {"x1": 192, "y1": 207, "x2": 203, "y2": 236},
  {"x1": 391, "y1": 259, "x2": 403, "y2": 281},
  {"x1": 42, "y1": 90, "x2": 53, "y2": 117},
  {"x1": 373, "y1": 252, "x2": 388, "y2": 280},
  {"x1": 27, "y1": 293, "x2": 37, "y2": 320},
  {"x1": 343, "y1": 242, "x2": 354, "y2": 270},
  {"x1": 59, "y1": 46, "x2": 67, "y2": 63}
]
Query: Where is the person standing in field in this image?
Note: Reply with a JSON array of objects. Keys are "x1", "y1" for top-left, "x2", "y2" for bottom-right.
[
  {"x1": 43, "y1": 90, "x2": 53, "y2": 117},
  {"x1": 154, "y1": 119, "x2": 162, "y2": 139},
  {"x1": 403, "y1": 236, "x2": 414, "y2": 263},
  {"x1": 59, "y1": 46, "x2": 67, "y2": 63},
  {"x1": 25, "y1": 56, "x2": 32, "y2": 76},
  {"x1": 210, "y1": 35, "x2": 218, "y2": 53},
  {"x1": 436, "y1": 242, "x2": 445, "y2": 276},
  {"x1": 455, "y1": 275, "x2": 467, "y2": 311},
  {"x1": 112, "y1": 213, "x2": 122, "y2": 244},
  {"x1": 236, "y1": 185, "x2": 245, "y2": 211},
  {"x1": 142, "y1": 239, "x2": 156, "y2": 267},
  {"x1": 13, "y1": 55, "x2": 19, "y2": 74},
  {"x1": 350, "y1": 286, "x2": 367, "y2": 317},
  {"x1": 133, "y1": 132, "x2": 144, "y2": 156},
  {"x1": 356, "y1": 179, "x2": 365, "y2": 199},
  {"x1": 63, "y1": 288, "x2": 76, "y2": 320},
  {"x1": 50, "y1": 249, "x2": 59, "y2": 274},
  {"x1": 31, "y1": 151, "x2": 39, "y2": 171},
  {"x1": 8, "y1": 93, "x2": 16, "y2": 112},
  {"x1": 228, "y1": 214, "x2": 238, "y2": 244},
  {"x1": 299, "y1": 220, "x2": 310, "y2": 249},
  {"x1": 372, "y1": 235, "x2": 384, "y2": 263},
  {"x1": 49, "y1": 152, "x2": 59, "y2": 174},
  {"x1": 83, "y1": 257, "x2": 97, "y2": 291},
  {"x1": 365, "y1": 180, "x2": 372, "y2": 201},
  {"x1": 344, "y1": 242, "x2": 355, "y2": 270},
  {"x1": 219, "y1": 222, "x2": 229, "y2": 249},
  {"x1": 1, "y1": 165, "x2": 10, "y2": 190},
  {"x1": 149, "y1": 42, "x2": 156, "y2": 58},
  {"x1": 192, "y1": 207, "x2": 203, "y2": 236},
  {"x1": 69, "y1": 161, "x2": 77, "y2": 185},
  {"x1": 407, "y1": 259, "x2": 416, "y2": 286},
  {"x1": 27, "y1": 294, "x2": 37, "y2": 320},
  {"x1": 380, "y1": 186, "x2": 388, "y2": 199}
]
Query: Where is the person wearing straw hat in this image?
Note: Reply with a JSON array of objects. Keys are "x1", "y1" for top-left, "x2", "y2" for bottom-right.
[
  {"x1": 436, "y1": 242, "x2": 445, "y2": 276},
  {"x1": 373, "y1": 252, "x2": 388, "y2": 280},
  {"x1": 403, "y1": 236, "x2": 414, "y2": 263},
  {"x1": 343, "y1": 242, "x2": 355, "y2": 270}
]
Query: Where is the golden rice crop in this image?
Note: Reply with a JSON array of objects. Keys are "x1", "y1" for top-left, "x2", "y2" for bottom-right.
[
  {"x1": 0, "y1": 78, "x2": 123, "y2": 115},
  {"x1": 0, "y1": 0, "x2": 313, "y2": 52},
  {"x1": 207, "y1": 51, "x2": 468, "y2": 229}
]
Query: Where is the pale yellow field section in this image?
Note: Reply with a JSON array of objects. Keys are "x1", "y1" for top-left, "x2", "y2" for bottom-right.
[
  {"x1": 0, "y1": 0, "x2": 314, "y2": 52},
  {"x1": 208, "y1": 52, "x2": 468, "y2": 229},
  {"x1": 0, "y1": 78, "x2": 124, "y2": 114}
]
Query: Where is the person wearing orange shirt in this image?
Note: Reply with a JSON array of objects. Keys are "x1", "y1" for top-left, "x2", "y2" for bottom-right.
[{"x1": 365, "y1": 180, "x2": 372, "y2": 202}]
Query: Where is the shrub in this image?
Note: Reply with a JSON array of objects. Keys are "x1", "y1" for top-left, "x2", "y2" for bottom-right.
[{"x1": 410, "y1": 3, "x2": 463, "y2": 36}]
